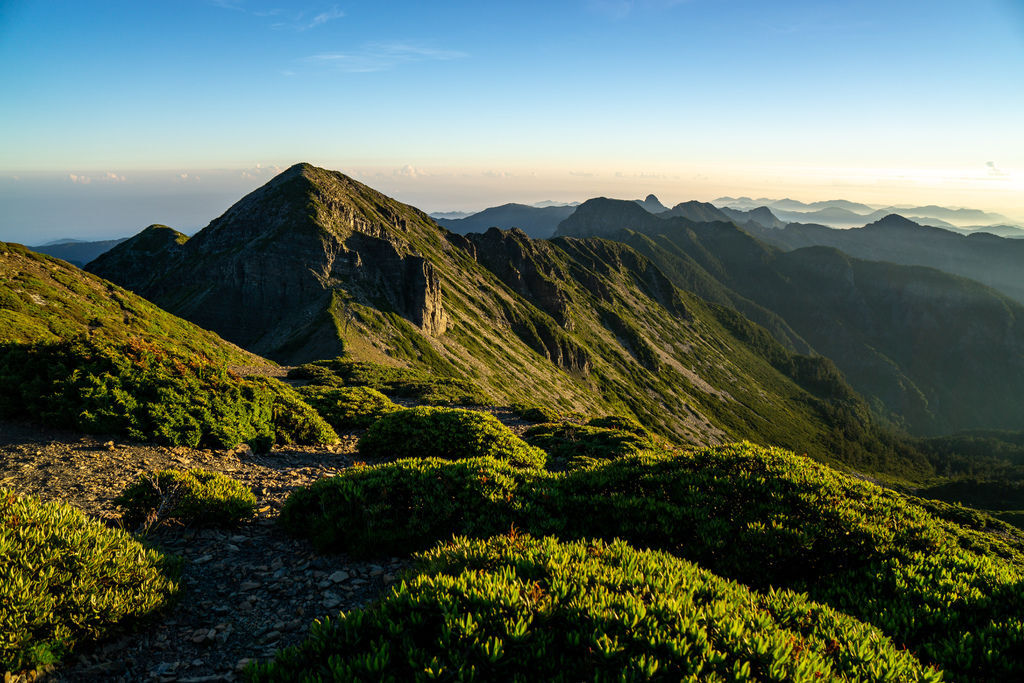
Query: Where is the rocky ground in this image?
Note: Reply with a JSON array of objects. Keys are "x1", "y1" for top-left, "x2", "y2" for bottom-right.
[
  {"x1": 0, "y1": 403, "x2": 536, "y2": 682},
  {"x1": 0, "y1": 420, "x2": 407, "y2": 682}
]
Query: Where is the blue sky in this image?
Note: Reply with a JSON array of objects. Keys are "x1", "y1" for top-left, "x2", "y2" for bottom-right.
[{"x1": 1, "y1": 0, "x2": 1022, "y2": 242}]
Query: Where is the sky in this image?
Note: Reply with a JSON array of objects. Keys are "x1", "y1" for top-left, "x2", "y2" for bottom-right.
[{"x1": 1, "y1": 0, "x2": 1023, "y2": 243}]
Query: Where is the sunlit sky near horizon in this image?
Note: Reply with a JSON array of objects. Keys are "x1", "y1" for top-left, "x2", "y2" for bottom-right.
[{"x1": 1, "y1": 0, "x2": 1023, "y2": 243}]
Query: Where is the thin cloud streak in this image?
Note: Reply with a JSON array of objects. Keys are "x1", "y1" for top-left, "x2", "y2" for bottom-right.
[{"x1": 307, "y1": 43, "x2": 467, "y2": 73}]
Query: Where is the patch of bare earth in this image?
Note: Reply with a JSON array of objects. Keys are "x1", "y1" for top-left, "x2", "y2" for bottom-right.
[{"x1": 0, "y1": 420, "x2": 407, "y2": 682}]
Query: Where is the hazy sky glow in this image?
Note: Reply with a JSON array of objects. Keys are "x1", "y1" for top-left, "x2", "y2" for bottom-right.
[{"x1": 1, "y1": 0, "x2": 1023, "y2": 242}]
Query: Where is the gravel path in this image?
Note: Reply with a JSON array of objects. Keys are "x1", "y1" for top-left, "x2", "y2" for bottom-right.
[{"x1": 0, "y1": 420, "x2": 406, "y2": 682}]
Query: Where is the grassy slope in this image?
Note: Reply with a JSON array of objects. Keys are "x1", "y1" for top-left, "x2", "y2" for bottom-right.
[
  {"x1": 89, "y1": 165, "x2": 931, "y2": 476},
  {"x1": 0, "y1": 242, "x2": 335, "y2": 448},
  {"x1": 0, "y1": 241, "x2": 260, "y2": 364}
]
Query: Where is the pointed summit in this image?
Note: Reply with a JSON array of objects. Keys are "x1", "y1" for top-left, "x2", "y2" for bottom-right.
[
  {"x1": 635, "y1": 194, "x2": 669, "y2": 214},
  {"x1": 864, "y1": 213, "x2": 922, "y2": 230},
  {"x1": 88, "y1": 163, "x2": 449, "y2": 360}
]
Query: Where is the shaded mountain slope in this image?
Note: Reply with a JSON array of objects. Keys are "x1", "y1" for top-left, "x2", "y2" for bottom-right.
[
  {"x1": 434, "y1": 203, "x2": 575, "y2": 239},
  {"x1": 86, "y1": 164, "x2": 923, "y2": 473},
  {"x1": 747, "y1": 214, "x2": 1024, "y2": 305},
  {"x1": 560, "y1": 199, "x2": 1024, "y2": 435}
]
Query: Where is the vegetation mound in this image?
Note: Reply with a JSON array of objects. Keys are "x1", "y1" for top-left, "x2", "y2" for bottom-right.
[
  {"x1": 358, "y1": 407, "x2": 547, "y2": 470},
  {"x1": 523, "y1": 418, "x2": 656, "y2": 469},
  {"x1": 0, "y1": 490, "x2": 179, "y2": 673},
  {"x1": 248, "y1": 534, "x2": 940, "y2": 682},
  {"x1": 296, "y1": 385, "x2": 398, "y2": 430},
  {"x1": 280, "y1": 457, "x2": 530, "y2": 556},
  {"x1": 116, "y1": 469, "x2": 257, "y2": 529},
  {"x1": 0, "y1": 242, "x2": 336, "y2": 449},
  {"x1": 0, "y1": 337, "x2": 337, "y2": 450},
  {"x1": 282, "y1": 442, "x2": 1024, "y2": 679},
  {"x1": 290, "y1": 358, "x2": 489, "y2": 406}
]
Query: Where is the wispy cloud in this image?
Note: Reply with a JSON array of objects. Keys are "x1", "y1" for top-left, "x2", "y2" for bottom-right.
[
  {"x1": 307, "y1": 42, "x2": 467, "y2": 73},
  {"x1": 211, "y1": 2, "x2": 344, "y2": 31},
  {"x1": 587, "y1": 0, "x2": 690, "y2": 20},
  {"x1": 68, "y1": 172, "x2": 126, "y2": 185},
  {"x1": 270, "y1": 6, "x2": 345, "y2": 31},
  {"x1": 987, "y1": 161, "x2": 1009, "y2": 177}
]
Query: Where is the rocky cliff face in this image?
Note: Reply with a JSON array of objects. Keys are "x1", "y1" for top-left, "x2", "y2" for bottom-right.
[{"x1": 88, "y1": 164, "x2": 447, "y2": 361}]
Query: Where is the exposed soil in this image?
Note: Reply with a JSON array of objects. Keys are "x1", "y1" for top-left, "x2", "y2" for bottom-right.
[{"x1": 0, "y1": 420, "x2": 404, "y2": 682}]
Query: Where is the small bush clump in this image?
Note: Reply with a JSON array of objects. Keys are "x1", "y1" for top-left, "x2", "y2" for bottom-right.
[
  {"x1": 359, "y1": 407, "x2": 547, "y2": 470},
  {"x1": 116, "y1": 469, "x2": 257, "y2": 529},
  {"x1": 248, "y1": 534, "x2": 941, "y2": 682},
  {"x1": 289, "y1": 358, "x2": 490, "y2": 405},
  {"x1": 0, "y1": 490, "x2": 179, "y2": 673},
  {"x1": 524, "y1": 420, "x2": 656, "y2": 469},
  {"x1": 296, "y1": 385, "x2": 398, "y2": 431},
  {"x1": 279, "y1": 457, "x2": 531, "y2": 556},
  {"x1": 509, "y1": 403, "x2": 561, "y2": 424}
]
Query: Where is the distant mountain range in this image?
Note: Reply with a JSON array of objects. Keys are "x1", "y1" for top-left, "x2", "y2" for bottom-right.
[
  {"x1": 434, "y1": 203, "x2": 576, "y2": 239},
  {"x1": 30, "y1": 237, "x2": 129, "y2": 266},
  {"x1": 713, "y1": 196, "x2": 1018, "y2": 232},
  {"x1": 557, "y1": 201, "x2": 1024, "y2": 435}
]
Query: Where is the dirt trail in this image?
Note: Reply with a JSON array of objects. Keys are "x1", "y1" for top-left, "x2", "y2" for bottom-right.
[{"x1": 0, "y1": 421, "x2": 403, "y2": 682}]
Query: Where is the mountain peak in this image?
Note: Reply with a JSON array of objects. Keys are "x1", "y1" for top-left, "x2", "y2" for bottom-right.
[
  {"x1": 635, "y1": 194, "x2": 670, "y2": 214},
  {"x1": 866, "y1": 213, "x2": 921, "y2": 230}
]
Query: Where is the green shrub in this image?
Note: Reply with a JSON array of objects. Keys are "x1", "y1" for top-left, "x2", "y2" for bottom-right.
[
  {"x1": 248, "y1": 535, "x2": 940, "y2": 682},
  {"x1": 0, "y1": 490, "x2": 179, "y2": 672},
  {"x1": 279, "y1": 458, "x2": 531, "y2": 556},
  {"x1": 524, "y1": 443, "x2": 1024, "y2": 681},
  {"x1": 260, "y1": 379, "x2": 339, "y2": 448},
  {"x1": 290, "y1": 358, "x2": 490, "y2": 405},
  {"x1": 0, "y1": 337, "x2": 337, "y2": 450},
  {"x1": 585, "y1": 414, "x2": 650, "y2": 436},
  {"x1": 279, "y1": 440, "x2": 1024, "y2": 679},
  {"x1": 524, "y1": 421, "x2": 655, "y2": 469},
  {"x1": 359, "y1": 407, "x2": 547, "y2": 470},
  {"x1": 116, "y1": 469, "x2": 257, "y2": 529},
  {"x1": 297, "y1": 385, "x2": 398, "y2": 430},
  {"x1": 509, "y1": 403, "x2": 561, "y2": 424}
]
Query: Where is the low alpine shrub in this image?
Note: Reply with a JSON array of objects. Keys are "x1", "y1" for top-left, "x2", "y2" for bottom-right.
[
  {"x1": 358, "y1": 407, "x2": 546, "y2": 470},
  {"x1": 523, "y1": 420, "x2": 655, "y2": 469},
  {"x1": 279, "y1": 457, "x2": 531, "y2": 556},
  {"x1": 524, "y1": 443, "x2": 1024, "y2": 681},
  {"x1": 247, "y1": 534, "x2": 941, "y2": 682},
  {"x1": 116, "y1": 469, "x2": 256, "y2": 529},
  {"x1": 289, "y1": 358, "x2": 490, "y2": 405},
  {"x1": 0, "y1": 490, "x2": 179, "y2": 673},
  {"x1": 296, "y1": 385, "x2": 398, "y2": 430},
  {"x1": 0, "y1": 338, "x2": 337, "y2": 450},
  {"x1": 509, "y1": 403, "x2": 561, "y2": 424}
]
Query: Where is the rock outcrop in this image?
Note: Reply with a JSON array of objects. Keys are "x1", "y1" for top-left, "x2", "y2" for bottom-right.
[{"x1": 88, "y1": 164, "x2": 448, "y2": 361}]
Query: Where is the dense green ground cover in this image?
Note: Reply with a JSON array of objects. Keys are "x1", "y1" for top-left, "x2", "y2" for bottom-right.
[
  {"x1": 249, "y1": 534, "x2": 942, "y2": 682},
  {"x1": 290, "y1": 358, "x2": 489, "y2": 406},
  {"x1": 359, "y1": 407, "x2": 547, "y2": 469},
  {"x1": 523, "y1": 418, "x2": 657, "y2": 469},
  {"x1": 296, "y1": 385, "x2": 398, "y2": 430},
  {"x1": 281, "y1": 457, "x2": 530, "y2": 556},
  {"x1": 0, "y1": 242, "x2": 337, "y2": 450},
  {"x1": 0, "y1": 490, "x2": 179, "y2": 673},
  {"x1": 0, "y1": 337, "x2": 337, "y2": 449},
  {"x1": 116, "y1": 469, "x2": 257, "y2": 529},
  {"x1": 280, "y1": 442, "x2": 1024, "y2": 680}
]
